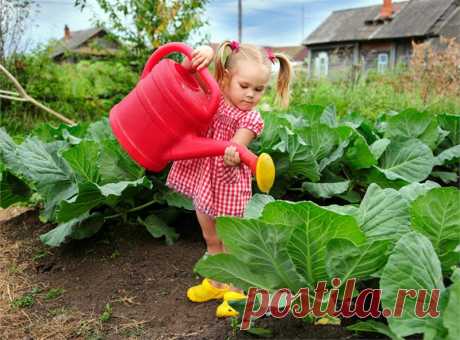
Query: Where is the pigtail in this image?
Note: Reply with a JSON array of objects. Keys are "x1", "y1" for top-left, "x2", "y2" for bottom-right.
[
  {"x1": 214, "y1": 41, "x2": 232, "y2": 85},
  {"x1": 274, "y1": 53, "x2": 292, "y2": 108}
]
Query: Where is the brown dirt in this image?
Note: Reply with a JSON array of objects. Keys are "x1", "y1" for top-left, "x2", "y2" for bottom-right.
[{"x1": 0, "y1": 207, "x2": 386, "y2": 339}]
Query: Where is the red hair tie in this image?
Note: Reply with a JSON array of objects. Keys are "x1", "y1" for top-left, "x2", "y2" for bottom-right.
[
  {"x1": 266, "y1": 48, "x2": 276, "y2": 64},
  {"x1": 229, "y1": 40, "x2": 240, "y2": 52}
]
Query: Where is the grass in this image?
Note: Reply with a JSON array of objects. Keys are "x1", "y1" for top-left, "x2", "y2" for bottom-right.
[
  {"x1": 263, "y1": 67, "x2": 459, "y2": 119},
  {"x1": 2, "y1": 58, "x2": 459, "y2": 140}
]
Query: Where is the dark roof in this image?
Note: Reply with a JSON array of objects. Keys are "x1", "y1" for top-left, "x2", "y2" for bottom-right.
[
  {"x1": 303, "y1": 0, "x2": 458, "y2": 46},
  {"x1": 50, "y1": 27, "x2": 108, "y2": 59},
  {"x1": 439, "y1": 6, "x2": 460, "y2": 40},
  {"x1": 269, "y1": 46, "x2": 308, "y2": 62}
]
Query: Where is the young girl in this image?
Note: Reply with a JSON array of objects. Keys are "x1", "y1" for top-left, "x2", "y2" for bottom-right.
[{"x1": 166, "y1": 40, "x2": 292, "y2": 318}]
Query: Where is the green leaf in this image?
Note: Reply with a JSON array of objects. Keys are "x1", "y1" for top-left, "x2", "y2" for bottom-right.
[
  {"x1": 0, "y1": 128, "x2": 25, "y2": 175},
  {"x1": 244, "y1": 193, "x2": 275, "y2": 219},
  {"x1": 318, "y1": 139, "x2": 349, "y2": 171},
  {"x1": 216, "y1": 217, "x2": 307, "y2": 291},
  {"x1": 164, "y1": 191, "x2": 194, "y2": 211},
  {"x1": 431, "y1": 171, "x2": 458, "y2": 184},
  {"x1": 327, "y1": 238, "x2": 391, "y2": 282},
  {"x1": 261, "y1": 201, "x2": 365, "y2": 286},
  {"x1": 86, "y1": 118, "x2": 114, "y2": 143},
  {"x1": 369, "y1": 138, "x2": 391, "y2": 160},
  {"x1": 32, "y1": 122, "x2": 88, "y2": 143},
  {"x1": 300, "y1": 104, "x2": 325, "y2": 126},
  {"x1": 195, "y1": 253, "x2": 277, "y2": 291},
  {"x1": 339, "y1": 111, "x2": 364, "y2": 129},
  {"x1": 137, "y1": 214, "x2": 179, "y2": 245},
  {"x1": 319, "y1": 105, "x2": 337, "y2": 128},
  {"x1": 57, "y1": 177, "x2": 152, "y2": 222},
  {"x1": 347, "y1": 320, "x2": 403, "y2": 340},
  {"x1": 40, "y1": 212, "x2": 104, "y2": 247},
  {"x1": 398, "y1": 181, "x2": 441, "y2": 202},
  {"x1": 356, "y1": 183, "x2": 411, "y2": 241},
  {"x1": 301, "y1": 180, "x2": 350, "y2": 199},
  {"x1": 443, "y1": 279, "x2": 460, "y2": 340},
  {"x1": 419, "y1": 119, "x2": 440, "y2": 150},
  {"x1": 381, "y1": 232, "x2": 444, "y2": 337},
  {"x1": 16, "y1": 137, "x2": 77, "y2": 221},
  {"x1": 438, "y1": 113, "x2": 460, "y2": 146},
  {"x1": 298, "y1": 124, "x2": 338, "y2": 161},
  {"x1": 434, "y1": 144, "x2": 460, "y2": 166},
  {"x1": 365, "y1": 167, "x2": 409, "y2": 190},
  {"x1": 378, "y1": 138, "x2": 434, "y2": 183},
  {"x1": 273, "y1": 129, "x2": 320, "y2": 181},
  {"x1": 0, "y1": 170, "x2": 31, "y2": 207},
  {"x1": 410, "y1": 187, "x2": 460, "y2": 272},
  {"x1": 98, "y1": 139, "x2": 144, "y2": 183},
  {"x1": 385, "y1": 109, "x2": 439, "y2": 148},
  {"x1": 344, "y1": 130, "x2": 376, "y2": 169},
  {"x1": 323, "y1": 204, "x2": 359, "y2": 216},
  {"x1": 61, "y1": 140, "x2": 101, "y2": 183}
]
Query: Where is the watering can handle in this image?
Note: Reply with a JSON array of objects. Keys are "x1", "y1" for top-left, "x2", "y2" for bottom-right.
[{"x1": 140, "y1": 42, "x2": 220, "y2": 113}]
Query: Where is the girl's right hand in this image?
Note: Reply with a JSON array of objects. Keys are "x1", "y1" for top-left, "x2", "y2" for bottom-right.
[{"x1": 190, "y1": 45, "x2": 214, "y2": 70}]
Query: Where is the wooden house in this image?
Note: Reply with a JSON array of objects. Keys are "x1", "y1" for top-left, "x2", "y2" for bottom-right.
[{"x1": 303, "y1": 0, "x2": 460, "y2": 78}]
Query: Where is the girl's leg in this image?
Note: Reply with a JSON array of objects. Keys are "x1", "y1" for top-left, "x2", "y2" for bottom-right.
[
  {"x1": 196, "y1": 210, "x2": 226, "y2": 288},
  {"x1": 195, "y1": 210, "x2": 244, "y2": 294}
]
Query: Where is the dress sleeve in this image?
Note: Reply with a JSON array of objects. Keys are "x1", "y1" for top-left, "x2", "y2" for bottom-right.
[{"x1": 237, "y1": 110, "x2": 264, "y2": 137}]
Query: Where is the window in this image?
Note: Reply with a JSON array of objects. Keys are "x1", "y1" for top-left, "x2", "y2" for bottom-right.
[
  {"x1": 377, "y1": 53, "x2": 389, "y2": 73},
  {"x1": 315, "y1": 52, "x2": 329, "y2": 77}
]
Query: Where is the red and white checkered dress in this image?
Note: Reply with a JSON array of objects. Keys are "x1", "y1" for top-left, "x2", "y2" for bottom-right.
[{"x1": 166, "y1": 96, "x2": 264, "y2": 217}]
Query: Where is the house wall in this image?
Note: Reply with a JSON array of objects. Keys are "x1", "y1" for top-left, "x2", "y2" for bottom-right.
[
  {"x1": 395, "y1": 41, "x2": 413, "y2": 65},
  {"x1": 307, "y1": 38, "x2": 422, "y2": 78},
  {"x1": 309, "y1": 44, "x2": 354, "y2": 79},
  {"x1": 360, "y1": 41, "x2": 393, "y2": 71}
]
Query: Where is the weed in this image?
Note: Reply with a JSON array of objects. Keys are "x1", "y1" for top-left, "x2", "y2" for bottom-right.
[
  {"x1": 32, "y1": 250, "x2": 49, "y2": 261},
  {"x1": 47, "y1": 306, "x2": 67, "y2": 317},
  {"x1": 99, "y1": 303, "x2": 112, "y2": 322},
  {"x1": 11, "y1": 292, "x2": 35, "y2": 309},
  {"x1": 110, "y1": 250, "x2": 120, "y2": 259},
  {"x1": 121, "y1": 325, "x2": 145, "y2": 337},
  {"x1": 45, "y1": 287, "x2": 65, "y2": 300}
]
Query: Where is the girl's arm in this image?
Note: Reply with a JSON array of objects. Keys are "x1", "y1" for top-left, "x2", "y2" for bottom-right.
[
  {"x1": 223, "y1": 128, "x2": 256, "y2": 167},
  {"x1": 181, "y1": 45, "x2": 214, "y2": 91},
  {"x1": 181, "y1": 45, "x2": 213, "y2": 70}
]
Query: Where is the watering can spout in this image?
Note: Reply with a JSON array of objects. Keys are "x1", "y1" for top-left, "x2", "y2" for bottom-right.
[{"x1": 169, "y1": 135, "x2": 275, "y2": 193}]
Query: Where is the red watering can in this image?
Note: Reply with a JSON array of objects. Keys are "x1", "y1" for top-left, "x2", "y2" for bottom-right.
[{"x1": 109, "y1": 42, "x2": 275, "y2": 193}]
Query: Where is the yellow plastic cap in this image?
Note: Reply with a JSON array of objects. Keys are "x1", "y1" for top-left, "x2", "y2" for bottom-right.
[{"x1": 255, "y1": 153, "x2": 275, "y2": 193}]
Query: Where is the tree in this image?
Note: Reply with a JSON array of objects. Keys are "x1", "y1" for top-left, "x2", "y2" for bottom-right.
[
  {"x1": 0, "y1": 0, "x2": 34, "y2": 63},
  {"x1": 74, "y1": 0, "x2": 209, "y2": 52}
]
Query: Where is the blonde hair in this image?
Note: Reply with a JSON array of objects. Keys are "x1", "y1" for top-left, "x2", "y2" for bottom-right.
[{"x1": 214, "y1": 40, "x2": 292, "y2": 108}]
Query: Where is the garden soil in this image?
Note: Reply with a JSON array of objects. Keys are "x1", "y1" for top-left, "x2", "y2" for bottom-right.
[{"x1": 1, "y1": 207, "x2": 391, "y2": 340}]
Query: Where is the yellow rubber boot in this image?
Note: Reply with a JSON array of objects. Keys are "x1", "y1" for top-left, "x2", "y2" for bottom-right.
[
  {"x1": 216, "y1": 291, "x2": 247, "y2": 318},
  {"x1": 187, "y1": 278, "x2": 231, "y2": 303}
]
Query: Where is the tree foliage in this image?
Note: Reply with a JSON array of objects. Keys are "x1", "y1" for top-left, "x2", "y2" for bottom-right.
[
  {"x1": 74, "y1": 0, "x2": 209, "y2": 52},
  {"x1": 0, "y1": 0, "x2": 34, "y2": 62}
]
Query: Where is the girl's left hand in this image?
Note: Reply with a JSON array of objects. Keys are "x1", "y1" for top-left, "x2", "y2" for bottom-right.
[
  {"x1": 191, "y1": 46, "x2": 214, "y2": 70},
  {"x1": 223, "y1": 146, "x2": 240, "y2": 167}
]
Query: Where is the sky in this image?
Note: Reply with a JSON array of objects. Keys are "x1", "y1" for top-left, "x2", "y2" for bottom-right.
[{"x1": 24, "y1": 0, "x2": 385, "y2": 48}]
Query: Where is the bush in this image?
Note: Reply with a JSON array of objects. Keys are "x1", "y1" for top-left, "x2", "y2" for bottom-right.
[{"x1": 0, "y1": 49, "x2": 138, "y2": 135}]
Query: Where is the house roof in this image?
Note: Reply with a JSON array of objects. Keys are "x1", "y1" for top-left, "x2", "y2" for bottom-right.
[
  {"x1": 438, "y1": 5, "x2": 460, "y2": 40},
  {"x1": 50, "y1": 26, "x2": 110, "y2": 59},
  {"x1": 269, "y1": 46, "x2": 308, "y2": 62},
  {"x1": 303, "y1": 0, "x2": 458, "y2": 46}
]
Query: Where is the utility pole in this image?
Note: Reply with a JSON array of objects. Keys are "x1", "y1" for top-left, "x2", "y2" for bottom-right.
[{"x1": 238, "y1": 0, "x2": 242, "y2": 42}]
